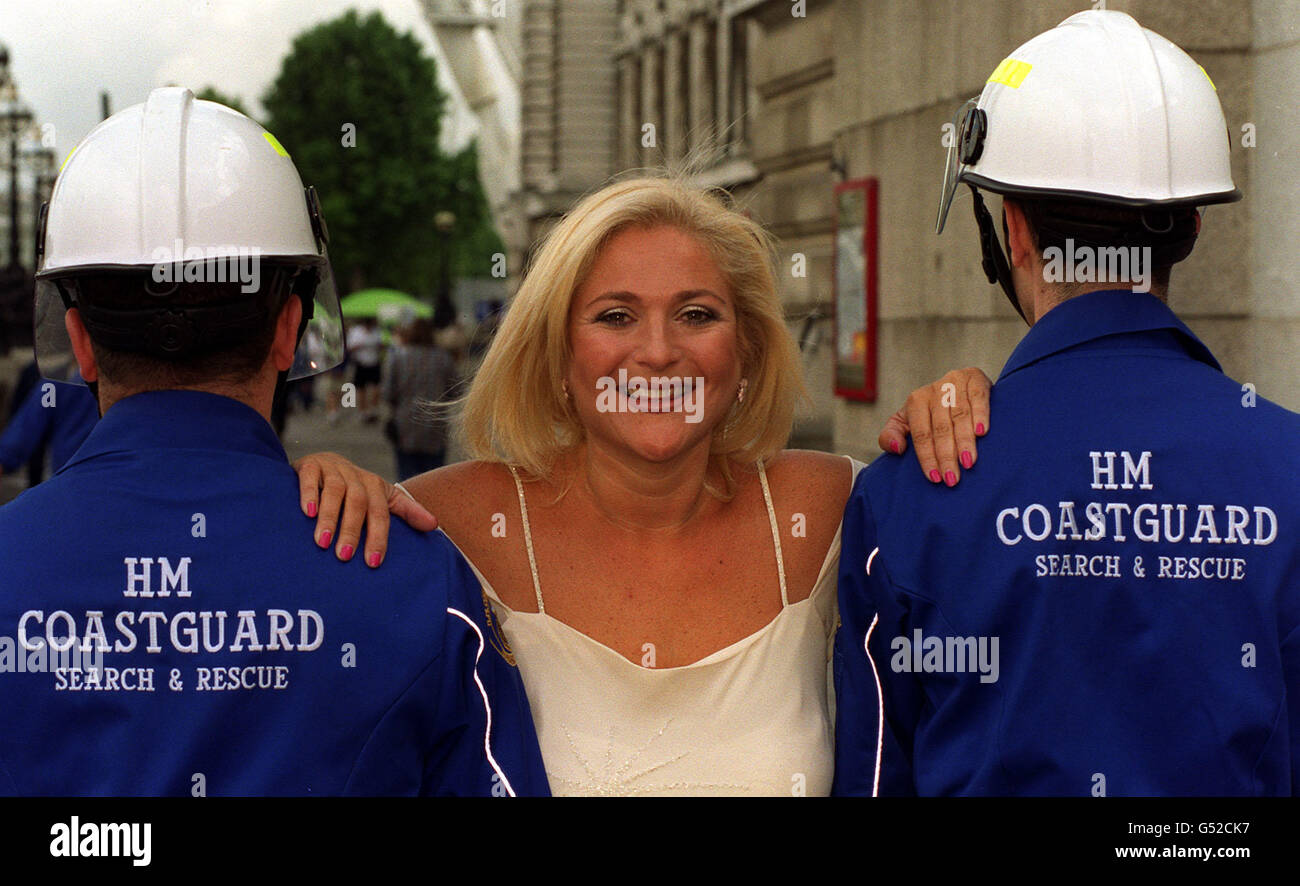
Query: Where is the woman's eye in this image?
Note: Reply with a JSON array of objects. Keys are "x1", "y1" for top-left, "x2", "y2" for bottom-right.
[
  {"x1": 680, "y1": 307, "x2": 718, "y2": 325},
  {"x1": 595, "y1": 310, "x2": 632, "y2": 326}
]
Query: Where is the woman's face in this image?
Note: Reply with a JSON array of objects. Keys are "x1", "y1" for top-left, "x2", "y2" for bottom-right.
[{"x1": 567, "y1": 225, "x2": 743, "y2": 465}]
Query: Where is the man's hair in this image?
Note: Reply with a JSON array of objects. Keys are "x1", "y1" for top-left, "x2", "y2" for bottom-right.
[
  {"x1": 77, "y1": 275, "x2": 293, "y2": 389},
  {"x1": 1012, "y1": 198, "x2": 1200, "y2": 300}
]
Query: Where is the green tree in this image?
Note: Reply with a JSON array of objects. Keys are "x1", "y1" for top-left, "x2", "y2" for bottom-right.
[{"x1": 261, "y1": 9, "x2": 498, "y2": 298}]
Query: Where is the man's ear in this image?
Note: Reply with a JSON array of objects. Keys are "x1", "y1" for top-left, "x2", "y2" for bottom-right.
[
  {"x1": 64, "y1": 308, "x2": 99, "y2": 383},
  {"x1": 1002, "y1": 199, "x2": 1039, "y2": 271},
  {"x1": 270, "y1": 294, "x2": 304, "y2": 373}
]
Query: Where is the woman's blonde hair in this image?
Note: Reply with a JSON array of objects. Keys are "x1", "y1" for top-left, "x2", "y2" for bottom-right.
[{"x1": 460, "y1": 175, "x2": 809, "y2": 495}]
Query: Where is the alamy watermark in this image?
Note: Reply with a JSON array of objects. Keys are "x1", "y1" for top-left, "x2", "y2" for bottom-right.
[
  {"x1": 890, "y1": 629, "x2": 1000, "y2": 683},
  {"x1": 150, "y1": 240, "x2": 261, "y2": 293},
  {"x1": 595, "y1": 369, "x2": 705, "y2": 424},
  {"x1": 1042, "y1": 239, "x2": 1153, "y2": 293},
  {"x1": 0, "y1": 632, "x2": 106, "y2": 680}
]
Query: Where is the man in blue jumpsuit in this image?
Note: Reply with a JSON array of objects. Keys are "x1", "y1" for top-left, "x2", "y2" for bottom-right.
[
  {"x1": 0, "y1": 88, "x2": 548, "y2": 796},
  {"x1": 0, "y1": 368, "x2": 97, "y2": 483},
  {"x1": 835, "y1": 10, "x2": 1298, "y2": 796}
]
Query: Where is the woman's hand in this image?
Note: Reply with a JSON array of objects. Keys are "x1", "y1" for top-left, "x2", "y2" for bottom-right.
[
  {"x1": 878, "y1": 367, "x2": 992, "y2": 487},
  {"x1": 291, "y1": 452, "x2": 438, "y2": 567}
]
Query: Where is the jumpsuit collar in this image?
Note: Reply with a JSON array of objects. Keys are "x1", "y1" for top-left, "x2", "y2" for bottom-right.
[{"x1": 998, "y1": 288, "x2": 1222, "y2": 382}]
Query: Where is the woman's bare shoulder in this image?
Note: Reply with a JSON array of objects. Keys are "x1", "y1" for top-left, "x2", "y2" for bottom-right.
[
  {"x1": 401, "y1": 460, "x2": 544, "y2": 611},
  {"x1": 400, "y1": 460, "x2": 516, "y2": 527},
  {"x1": 763, "y1": 449, "x2": 855, "y2": 511}
]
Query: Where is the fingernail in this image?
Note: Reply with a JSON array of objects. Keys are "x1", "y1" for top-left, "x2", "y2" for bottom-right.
[
  {"x1": 368, "y1": 552, "x2": 381, "y2": 568},
  {"x1": 319, "y1": 530, "x2": 332, "y2": 548},
  {"x1": 306, "y1": 501, "x2": 317, "y2": 518},
  {"x1": 976, "y1": 423, "x2": 985, "y2": 435},
  {"x1": 929, "y1": 470, "x2": 941, "y2": 483},
  {"x1": 961, "y1": 450, "x2": 973, "y2": 469},
  {"x1": 945, "y1": 470, "x2": 956, "y2": 487},
  {"x1": 891, "y1": 440, "x2": 902, "y2": 454},
  {"x1": 340, "y1": 543, "x2": 354, "y2": 560}
]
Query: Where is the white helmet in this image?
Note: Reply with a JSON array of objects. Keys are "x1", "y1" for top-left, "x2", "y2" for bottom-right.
[
  {"x1": 935, "y1": 10, "x2": 1241, "y2": 318},
  {"x1": 34, "y1": 86, "x2": 344, "y2": 382}
]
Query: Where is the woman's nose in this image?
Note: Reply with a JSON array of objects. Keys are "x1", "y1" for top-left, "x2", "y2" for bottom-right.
[{"x1": 631, "y1": 317, "x2": 680, "y2": 370}]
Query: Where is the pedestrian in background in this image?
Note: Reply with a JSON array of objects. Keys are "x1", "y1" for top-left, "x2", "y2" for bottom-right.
[
  {"x1": 0, "y1": 366, "x2": 97, "y2": 486},
  {"x1": 5, "y1": 359, "x2": 52, "y2": 486},
  {"x1": 383, "y1": 317, "x2": 456, "y2": 480},
  {"x1": 347, "y1": 316, "x2": 384, "y2": 422}
]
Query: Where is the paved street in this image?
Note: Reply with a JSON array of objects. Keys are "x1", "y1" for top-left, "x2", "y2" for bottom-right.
[{"x1": 280, "y1": 401, "x2": 398, "y2": 481}]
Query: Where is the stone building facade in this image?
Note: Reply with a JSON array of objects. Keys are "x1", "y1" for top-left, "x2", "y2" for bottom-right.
[{"x1": 435, "y1": 0, "x2": 1300, "y2": 457}]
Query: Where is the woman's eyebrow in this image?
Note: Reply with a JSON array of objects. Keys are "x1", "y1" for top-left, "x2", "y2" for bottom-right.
[
  {"x1": 590, "y1": 291, "x2": 640, "y2": 305},
  {"x1": 589, "y1": 289, "x2": 725, "y2": 306},
  {"x1": 673, "y1": 289, "x2": 725, "y2": 304}
]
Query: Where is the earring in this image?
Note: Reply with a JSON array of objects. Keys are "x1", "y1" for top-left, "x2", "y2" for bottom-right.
[
  {"x1": 562, "y1": 380, "x2": 571, "y2": 399},
  {"x1": 737, "y1": 379, "x2": 748, "y2": 404}
]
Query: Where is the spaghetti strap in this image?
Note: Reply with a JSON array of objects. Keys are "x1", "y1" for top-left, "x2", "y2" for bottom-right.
[
  {"x1": 506, "y1": 464, "x2": 545, "y2": 614},
  {"x1": 756, "y1": 459, "x2": 789, "y2": 607}
]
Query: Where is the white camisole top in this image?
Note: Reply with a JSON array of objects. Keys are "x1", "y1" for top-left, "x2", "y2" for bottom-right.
[{"x1": 459, "y1": 456, "x2": 866, "y2": 796}]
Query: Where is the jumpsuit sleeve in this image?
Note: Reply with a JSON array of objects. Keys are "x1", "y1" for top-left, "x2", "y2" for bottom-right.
[
  {"x1": 341, "y1": 547, "x2": 547, "y2": 796},
  {"x1": 422, "y1": 550, "x2": 549, "y2": 796},
  {"x1": 832, "y1": 471, "x2": 922, "y2": 796},
  {"x1": 0, "y1": 382, "x2": 55, "y2": 473}
]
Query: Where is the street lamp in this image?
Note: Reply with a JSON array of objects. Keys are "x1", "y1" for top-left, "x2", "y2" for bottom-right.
[
  {"x1": 30, "y1": 144, "x2": 56, "y2": 270},
  {"x1": 0, "y1": 51, "x2": 34, "y2": 271},
  {"x1": 0, "y1": 45, "x2": 35, "y2": 355}
]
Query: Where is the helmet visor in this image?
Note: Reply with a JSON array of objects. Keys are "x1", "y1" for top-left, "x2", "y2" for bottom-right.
[
  {"x1": 291, "y1": 253, "x2": 345, "y2": 380},
  {"x1": 32, "y1": 276, "x2": 80, "y2": 382},
  {"x1": 935, "y1": 98, "x2": 980, "y2": 234}
]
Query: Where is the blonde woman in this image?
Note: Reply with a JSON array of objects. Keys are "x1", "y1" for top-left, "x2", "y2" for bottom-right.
[{"x1": 295, "y1": 177, "x2": 990, "y2": 795}]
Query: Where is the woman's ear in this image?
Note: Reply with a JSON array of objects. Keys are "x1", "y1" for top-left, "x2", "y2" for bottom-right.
[{"x1": 64, "y1": 308, "x2": 99, "y2": 383}]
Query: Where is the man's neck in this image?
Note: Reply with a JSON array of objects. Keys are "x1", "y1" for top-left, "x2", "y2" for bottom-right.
[
  {"x1": 98, "y1": 380, "x2": 274, "y2": 423},
  {"x1": 1031, "y1": 283, "x2": 1169, "y2": 324}
]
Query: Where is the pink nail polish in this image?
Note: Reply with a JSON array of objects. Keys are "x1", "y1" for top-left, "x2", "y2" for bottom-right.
[
  {"x1": 961, "y1": 451, "x2": 973, "y2": 469},
  {"x1": 369, "y1": 552, "x2": 381, "y2": 568},
  {"x1": 976, "y1": 423, "x2": 985, "y2": 435},
  {"x1": 945, "y1": 471, "x2": 956, "y2": 486},
  {"x1": 306, "y1": 501, "x2": 317, "y2": 518},
  {"x1": 340, "y1": 543, "x2": 354, "y2": 560},
  {"x1": 892, "y1": 440, "x2": 902, "y2": 454},
  {"x1": 929, "y1": 470, "x2": 941, "y2": 483},
  {"x1": 319, "y1": 530, "x2": 332, "y2": 548}
]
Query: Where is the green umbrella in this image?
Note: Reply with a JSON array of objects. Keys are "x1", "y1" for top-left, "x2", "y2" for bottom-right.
[{"x1": 339, "y1": 288, "x2": 434, "y2": 322}]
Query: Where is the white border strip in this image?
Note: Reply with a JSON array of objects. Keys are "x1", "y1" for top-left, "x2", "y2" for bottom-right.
[{"x1": 447, "y1": 607, "x2": 517, "y2": 797}]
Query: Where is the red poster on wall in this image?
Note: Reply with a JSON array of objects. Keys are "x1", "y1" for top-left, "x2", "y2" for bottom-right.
[{"x1": 832, "y1": 178, "x2": 878, "y2": 401}]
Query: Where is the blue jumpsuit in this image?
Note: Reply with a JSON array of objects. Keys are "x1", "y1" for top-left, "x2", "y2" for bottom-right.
[
  {"x1": 835, "y1": 289, "x2": 1299, "y2": 796},
  {"x1": 0, "y1": 390, "x2": 549, "y2": 796},
  {"x1": 0, "y1": 374, "x2": 97, "y2": 475}
]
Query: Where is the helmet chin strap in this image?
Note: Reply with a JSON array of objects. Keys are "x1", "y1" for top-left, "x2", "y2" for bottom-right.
[
  {"x1": 970, "y1": 187, "x2": 1029, "y2": 326},
  {"x1": 87, "y1": 380, "x2": 102, "y2": 419}
]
